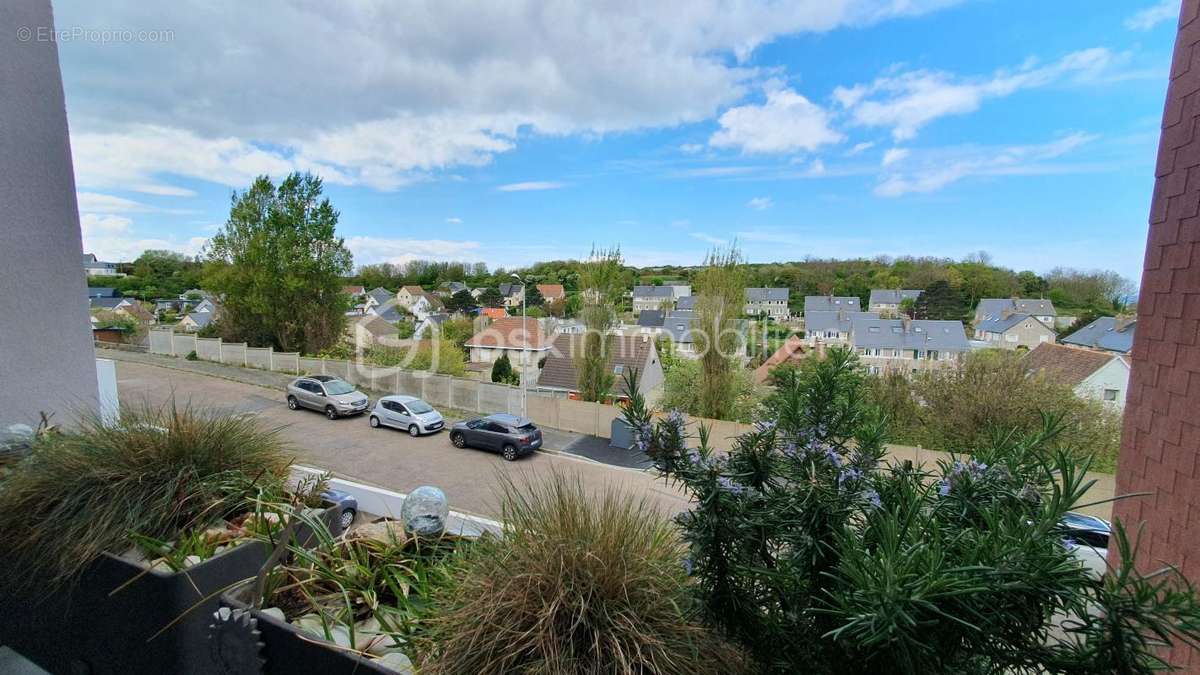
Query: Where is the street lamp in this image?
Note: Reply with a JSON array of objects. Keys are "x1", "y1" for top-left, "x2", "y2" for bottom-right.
[{"x1": 511, "y1": 273, "x2": 529, "y2": 418}]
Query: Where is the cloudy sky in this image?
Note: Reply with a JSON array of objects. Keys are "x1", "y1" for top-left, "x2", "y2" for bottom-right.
[{"x1": 56, "y1": 0, "x2": 1180, "y2": 280}]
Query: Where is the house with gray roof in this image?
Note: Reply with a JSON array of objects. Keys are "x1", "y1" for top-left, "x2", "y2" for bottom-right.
[
  {"x1": 804, "y1": 295, "x2": 860, "y2": 315},
  {"x1": 89, "y1": 296, "x2": 132, "y2": 311},
  {"x1": 631, "y1": 285, "x2": 679, "y2": 314},
  {"x1": 849, "y1": 318, "x2": 970, "y2": 375},
  {"x1": 973, "y1": 313, "x2": 1056, "y2": 350},
  {"x1": 975, "y1": 298, "x2": 1057, "y2": 326},
  {"x1": 83, "y1": 253, "x2": 123, "y2": 277},
  {"x1": 365, "y1": 287, "x2": 393, "y2": 310},
  {"x1": 745, "y1": 287, "x2": 790, "y2": 320},
  {"x1": 87, "y1": 287, "x2": 117, "y2": 298},
  {"x1": 805, "y1": 310, "x2": 879, "y2": 344},
  {"x1": 368, "y1": 298, "x2": 409, "y2": 324},
  {"x1": 637, "y1": 309, "x2": 666, "y2": 329},
  {"x1": 1061, "y1": 316, "x2": 1136, "y2": 354},
  {"x1": 868, "y1": 289, "x2": 922, "y2": 316},
  {"x1": 675, "y1": 295, "x2": 696, "y2": 311}
]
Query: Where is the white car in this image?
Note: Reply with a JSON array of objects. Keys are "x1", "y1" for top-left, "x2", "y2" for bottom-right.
[{"x1": 369, "y1": 395, "x2": 445, "y2": 436}]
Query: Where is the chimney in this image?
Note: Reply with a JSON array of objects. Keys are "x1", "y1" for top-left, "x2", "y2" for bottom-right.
[{"x1": 901, "y1": 316, "x2": 911, "y2": 332}]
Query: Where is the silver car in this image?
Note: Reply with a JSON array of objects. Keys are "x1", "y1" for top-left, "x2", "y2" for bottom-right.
[
  {"x1": 286, "y1": 375, "x2": 369, "y2": 419},
  {"x1": 368, "y1": 395, "x2": 445, "y2": 436}
]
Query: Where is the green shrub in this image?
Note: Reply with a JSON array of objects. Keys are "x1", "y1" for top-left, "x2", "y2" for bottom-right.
[
  {"x1": 490, "y1": 352, "x2": 519, "y2": 385},
  {"x1": 623, "y1": 347, "x2": 1200, "y2": 674},
  {"x1": 421, "y1": 472, "x2": 748, "y2": 674},
  {"x1": 659, "y1": 357, "x2": 763, "y2": 423},
  {"x1": 0, "y1": 401, "x2": 291, "y2": 589},
  {"x1": 185, "y1": 350, "x2": 199, "y2": 360}
]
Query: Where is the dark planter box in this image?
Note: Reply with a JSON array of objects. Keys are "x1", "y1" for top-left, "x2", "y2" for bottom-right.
[
  {"x1": 219, "y1": 580, "x2": 394, "y2": 675},
  {"x1": 0, "y1": 503, "x2": 343, "y2": 675}
]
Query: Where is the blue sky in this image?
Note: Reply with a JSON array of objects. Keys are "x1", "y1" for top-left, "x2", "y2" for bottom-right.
[{"x1": 57, "y1": 0, "x2": 1180, "y2": 281}]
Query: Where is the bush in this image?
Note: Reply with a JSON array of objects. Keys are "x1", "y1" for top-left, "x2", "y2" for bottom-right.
[
  {"x1": 659, "y1": 358, "x2": 763, "y2": 423},
  {"x1": 490, "y1": 352, "x2": 519, "y2": 385},
  {"x1": 185, "y1": 350, "x2": 199, "y2": 361},
  {"x1": 0, "y1": 401, "x2": 291, "y2": 589},
  {"x1": 623, "y1": 347, "x2": 1200, "y2": 674},
  {"x1": 421, "y1": 472, "x2": 748, "y2": 674}
]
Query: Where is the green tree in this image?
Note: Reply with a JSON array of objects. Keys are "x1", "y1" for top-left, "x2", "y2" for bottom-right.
[
  {"x1": 693, "y1": 244, "x2": 747, "y2": 418},
  {"x1": 575, "y1": 245, "x2": 624, "y2": 401},
  {"x1": 478, "y1": 287, "x2": 504, "y2": 308},
  {"x1": 204, "y1": 173, "x2": 352, "y2": 352},
  {"x1": 524, "y1": 284, "x2": 545, "y2": 308},
  {"x1": 446, "y1": 289, "x2": 478, "y2": 314},
  {"x1": 913, "y1": 279, "x2": 967, "y2": 320},
  {"x1": 491, "y1": 352, "x2": 519, "y2": 385}
]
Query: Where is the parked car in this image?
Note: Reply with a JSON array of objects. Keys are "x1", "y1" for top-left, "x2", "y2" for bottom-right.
[
  {"x1": 321, "y1": 488, "x2": 359, "y2": 531},
  {"x1": 369, "y1": 395, "x2": 445, "y2": 436},
  {"x1": 1059, "y1": 511, "x2": 1111, "y2": 550},
  {"x1": 449, "y1": 413, "x2": 542, "y2": 461},
  {"x1": 286, "y1": 375, "x2": 369, "y2": 419}
]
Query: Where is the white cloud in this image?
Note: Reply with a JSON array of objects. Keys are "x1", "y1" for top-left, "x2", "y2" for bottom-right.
[
  {"x1": 56, "y1": 0, "x2": 961, "y2": 195},
  {"x1": 881, "y1": 148, "x2": 909, "y2": 166},
  {"x1": 1125, "y1": 0, "x2": 1178, "y2": 30},
  {"x1": 846, "y1": 141, "x2": 875, "y2": 156},
  {"x1": 77, "y1": 192, "x2": 146, "y2": 213},
  {"x1": 710, "y1": 81, "x2": 844, "y2": 153},
  {"x1": 345, "y1": 236, "x2": 483, "y2": 267},
  {"x1": 835, "y1": 48, "x2": 1120, "y2": 140},
  {"x1": 496, "y1": 181, "x2": 565, "y2": 192},
  {"x1": 807, "y1": 159, "x2": 827, "y2": 176},
  {"x1": 689, "y1": 232, "x2": 729, "y2": 246},
  {"x1": 679, "y1": 143, "x2": 706, "y2": 154},
  {"x1": 874, "y1": 132, "x2": 1096, "y2": 197},
  {"x1": 747, "y1": 196, "x2": 774, "y2": 210},
  {"x1": 445, "y1": 217, "x2": 463, "y2": 224},
  {"x1": 80, "y1": 213, "x2": 132, "y2": 235}
]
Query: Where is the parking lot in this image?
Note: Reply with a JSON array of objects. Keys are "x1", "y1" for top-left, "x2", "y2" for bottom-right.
[{"x1": 112, "y1": 358, "x2": 690, "y2": 521}]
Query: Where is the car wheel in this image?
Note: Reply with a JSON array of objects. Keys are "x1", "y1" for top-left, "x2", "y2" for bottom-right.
[
  {"x1": 369, "y1": 415, "x2": 380, "y2": 428},
  {"x1": 408, "y1": 424, "x2": 420, "y2": 437},
  {"x1": 325, "y1": 406, "x2": 338, "y2": 420},
  {"x1": 451, "y1": 432, "x2": 466, "y2": 448},
  {"x1": 339, "y1": 508, "x2": 356, "y2": 531},
  {"x1": 287, "y1": 395, "x2": 299, "y2": 410},
  {"x1": 502, "y1": 444, "x2": 518, "y2": 461}
]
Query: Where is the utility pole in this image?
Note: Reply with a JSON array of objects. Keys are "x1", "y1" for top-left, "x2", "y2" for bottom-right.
[{"x1": 511, "y1": 273, "x2": 529, "y2": 418}]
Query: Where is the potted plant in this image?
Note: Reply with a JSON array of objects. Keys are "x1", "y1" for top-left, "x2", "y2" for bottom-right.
[
  {"x1": 0, "y1": 402, "x2": 348, "y2": 674},
  {"x1": 217, "y1": 510, "x2": 466, "y2": 675}
]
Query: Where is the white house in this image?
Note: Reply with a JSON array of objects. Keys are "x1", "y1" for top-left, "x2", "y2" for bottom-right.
[{"x1": 1024, "y1": 342, "x2": 1131, "y2": 409}]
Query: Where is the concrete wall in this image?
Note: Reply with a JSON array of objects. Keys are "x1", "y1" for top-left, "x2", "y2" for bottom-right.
[
  {"x1": 0, "y1": 1, "x2": 100, "y2": 426},
  {"x1": 1112, "y1": 1, "x2": 1200, "y2": 668}
]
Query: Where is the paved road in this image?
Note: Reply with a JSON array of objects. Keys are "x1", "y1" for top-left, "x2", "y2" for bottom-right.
[{"x1": 113, "y1": 359, "x2": 690, "y2": 521}]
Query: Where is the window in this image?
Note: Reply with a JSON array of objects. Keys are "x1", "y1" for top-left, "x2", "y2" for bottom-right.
[
  {"x1": 1103, "y1": 389, "x2": 1119, "y2": 401},
  {"x1": 1039, "y1": 335, "x2": 1050, "y2": 343},
  {"x1": 1005, "y1": 333, "x2": 1018, "y2": 342}
]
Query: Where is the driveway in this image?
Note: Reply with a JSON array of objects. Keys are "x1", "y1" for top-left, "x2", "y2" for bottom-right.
[{"x1": 112, "y1": 360, "x2": 690, "y2": 522}]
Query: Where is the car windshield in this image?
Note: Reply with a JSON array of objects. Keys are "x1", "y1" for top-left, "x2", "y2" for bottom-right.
[
  {"x1": 517, "y1": 423, "x2": 537, "y2": 432},
  {"x1": 322, "y1": 380, "x2": 356, "y2": 395},
  {"x1": 407, "y1": 400, "x2": 434, "y2": 414}
]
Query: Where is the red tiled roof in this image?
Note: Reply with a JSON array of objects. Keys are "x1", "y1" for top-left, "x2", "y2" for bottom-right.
[
  {"x1": 481, "y1": 307, "x2": 508, "y2": 319},
  {"x1": 753, "y1": 334, "x2": 808, "y2": 384},
  {"x1": 1024, "y1": 342, "x2": 1118, "y2": 387},
  {"x1": 537, "y1": 284, "x2": 566, "y2": 300},
  {"x1": 342, "y1": 285, "x2": 365, "y2": 295},
  {"x1": 465, "y1": 317, "x2": 548, "y2": 350}
]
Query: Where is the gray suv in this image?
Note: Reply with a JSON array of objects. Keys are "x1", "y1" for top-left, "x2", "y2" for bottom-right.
[
  {"x1": 286, "y1": 375, "x2": 369, "y2": 419},
  {"x1": 449, "y1": 413, "x2": 542, "y2": 461}
]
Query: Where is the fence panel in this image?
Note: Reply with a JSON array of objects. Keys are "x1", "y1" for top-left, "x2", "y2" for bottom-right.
[
  {"x1": 507, "y1": 389, "x2": 525, "y2": 417},
  {"x1": 342, "y1": 360, "x2": 370, "y2": 387},
  {"x1": 424, "y1": 374, "x2": 451, "y2": 407},
  {"x1": 477, "y1": 383, "x2": 512, "y2": 414},
  {"x1": 397, "y1": 371, "x2": 423, "y2": 397},
  {"x1": 150, "y1": 329, "x2": 174, "y2": 354},
  {"x1": 595, "y1": 403, "x2": 623, "y2": 440},
  {"x1": 221, "y1": 343, "x2": 247, "y2": 366},
  {"x1": 558, "y1": 398, "x2": 601, "y2": 436},
  {"x1": 298, "y1": 357, "x2": 326, "y2": 375},
  {"x1": 244, "y1": 347, "x2": 271, "y2": 370},
  {"x1": 273, "y1": 352, "x2": 300, "y2": 374},
  {"x1": 171, "y1": 334, "x2": 197, "y2": 357},
  {"x1": 194, "y1": 337, "x2": 221, "y2": 361},
  {"x1": 525, "y1": 393, "x2": 559, "y2": 428},
  {"x1": 450, "y1": 379, "x2": 480, "y2": 412}
]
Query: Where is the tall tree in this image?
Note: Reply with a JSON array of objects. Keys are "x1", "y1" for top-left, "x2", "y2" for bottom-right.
[
  {"x1": 204, "y1": 173, "x2": 352, "y2": 352},
  {"x1": 478, "y1": 287, "x2": 504, "y2": 308},
  {"x1": 446, "y1": 289, "x2": 478, "y2": 314},
  {"x1": 524, "y1": 284, "x2": 545, "y2": 308},
  {"x1": 913, "y1": 280, "x2": 967, "y2": 321},
  {"x1": 575, "y1": 245, "x2": 624, "y2": 401},
  {"x1": 693, "y1": 243, "x2": 747, "y2": 419}
]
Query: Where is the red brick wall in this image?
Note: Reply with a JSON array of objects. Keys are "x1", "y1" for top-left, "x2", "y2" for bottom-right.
[{"x1": 1112, "y1": 0, "x2": 1200, "y2": 670}]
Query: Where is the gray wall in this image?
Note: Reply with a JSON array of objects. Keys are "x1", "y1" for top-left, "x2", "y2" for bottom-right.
[{"x1": 0, "y1": 1, "x2": 100, "y2": 425}]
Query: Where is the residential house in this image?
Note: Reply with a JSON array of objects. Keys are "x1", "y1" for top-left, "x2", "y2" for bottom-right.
[
  {"x1": 498, "y1": 283, "x2": 525, "y2": 309},
  {"x1": 463, "y1": 316, "x2": 552, "y2": 370},
  {"x1": 849, "y1": 318, "x2": 970, "y2": 375},
  {"x1": 552, "y1": 318, "x2": 586, "y2": 334},
  {"x1": 753, "y1": 335, "x2": 809, "y2": 384},
  {"x1": 364, "y1": 287, "x2": 393, "y2": 311},
  {"x1": 442, "y1": 281, "x2": 468, "y2": 297},
  {"x1": 661, "y1": 317, "x2": 698, "y2": 358},
  {"x1": 631, "y1": 285, "x2": 678, "y2": 314},
  {"x1": 414, "y1": 313, "x2": 449, "y2": 339},
  {"x1": 868, "y1": 289, "x2": 923, "y2": 316},
  {"x1": 676, "y1": 295, "x2": 696, "y2": 311},
  {"x1": 342, "y1": 285, "x2": 366, "y2": 297},
  {"x1": 975, "y1": 298, "x2": 1057, "y2": 326},
  {"x1": 537, "y1": 333, "x2": 665, "y2": 401},
  {"x1": 481, "y1": 307, "x2": 508, "y2": 320},
  {"x1": 86, "y1": 287, "x2": 117, "y2": 298},
  {"x1": 192, "y1": 297, "x2": 218, "y2": 315},
  {"x1": 744, "y1": 287, "x2": 790, "y2": 320},
  {"x1": 114, "y1": 301, "x2": 154, "y2": 324},
  {"x1": 636, "y1": 309, "x2": 666, "y2": 332},
  {"x1": 804, "y1": 295, "x2": 861, "y2": 315},
  {"x1": 536, "y1": 283, "x2": 566, "y2": 305},
  {"x1": 409, "y1": 294, "x2": 444, "y2": 321},
  {"x1": 973, "y1": 312, "x2": 1056, "y2": 350},
  {"x1": 367, "y1": 298, "x2": 409, "y2": 324},
  {"x1": 177, "y1": 310, "x2": 214, "y2": 332},
  {"x1": 83, "y1": 253, "x2": 123, "y2": 277},
  {"x1": 1024, "y1": 342, "x2": 1131, "y2": 408},
  {"x1": 89, "y1": 296, "x2": 134, "y2": 311},
  {"x1": 397, "y1": 285, "x2": 428, "y2": 308},
  {"x1": 804, "y1": 310, "x2": 879, "y2": 344},
  {"x1": 352, "y1": 314, "x2": 401, "y2": 346},
  {"x1": 1060, "y1": 316, "x2": 1136, "y2": 354}
]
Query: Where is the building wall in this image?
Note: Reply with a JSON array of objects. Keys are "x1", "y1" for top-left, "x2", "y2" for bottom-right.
[
  {"x1": 1076, "y1": 357, "x2": 1131, "y2": 410},
  {"x1": 0, "y1": 1, "x2": 100, "y2": 426},
  {"x1": 977, "y1": 319, "x2": 1056, "y2": 350},
  {"x1": 1110, "y1": 1, "x2": 1200, "y2": 669}
]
